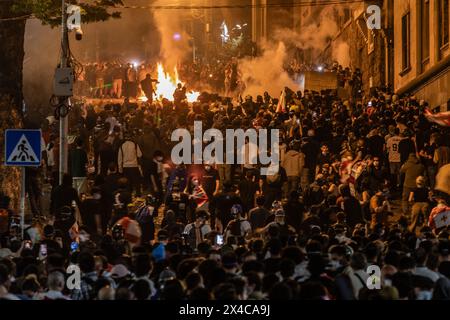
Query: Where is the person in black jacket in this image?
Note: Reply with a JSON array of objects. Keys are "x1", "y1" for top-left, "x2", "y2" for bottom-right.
[
  {"x1": 338, "y1": 184, "x2": 365, "y2": 232},
  {"x1": 209, "y1": 181, "x2": 243, "y2": 233},
  {"x1": 50, "y1": 174, "x2": 80, "y2": 217}
]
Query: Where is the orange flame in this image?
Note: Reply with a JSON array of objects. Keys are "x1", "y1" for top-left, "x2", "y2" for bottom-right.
[{"x1": 153, "y1": 63, "x2": 200, "y2": 103}]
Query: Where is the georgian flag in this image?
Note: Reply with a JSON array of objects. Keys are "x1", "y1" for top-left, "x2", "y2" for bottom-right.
[
  {"x1": 433, "y1": 210, "x2": 450, "y2": 229},
  {"x1": 192, "y1": 185, "x2": 208, "y2": 208},
  {"x1": 424, "y1": 109, "x2": 450, "y2": 127}
]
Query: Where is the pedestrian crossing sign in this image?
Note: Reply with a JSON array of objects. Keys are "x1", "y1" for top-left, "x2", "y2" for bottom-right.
[{"x1": 5, "y1": 129, "x2": 42, "y2": 166}]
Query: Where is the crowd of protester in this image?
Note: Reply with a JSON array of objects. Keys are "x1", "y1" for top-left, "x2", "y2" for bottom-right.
[
  {"x1": 1, "y1": 62, "x2": 450, "y2": 301},
  {"x1": 75, "y1": 59, "x2": 238, "y2": 100}
]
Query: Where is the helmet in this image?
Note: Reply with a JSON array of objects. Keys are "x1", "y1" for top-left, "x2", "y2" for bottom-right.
[{"x1": 231, "y1": 204, "x2": 243, "y2": 217}]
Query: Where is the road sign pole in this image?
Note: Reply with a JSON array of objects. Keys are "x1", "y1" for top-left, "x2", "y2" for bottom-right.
[{"x1": 20, "y1": 167, "x2": 26, "y2": 239}]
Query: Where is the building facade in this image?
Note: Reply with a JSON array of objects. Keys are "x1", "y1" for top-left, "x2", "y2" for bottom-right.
[
  {"x1": 252, "y1": 0, "x2": 295, "y2": 44},
  {"x1": 317, "y1": 0, "x2": 393, "y2": 94},
  {"x1": 393, "y1": 0, "x2": 450, "y2": 111}
]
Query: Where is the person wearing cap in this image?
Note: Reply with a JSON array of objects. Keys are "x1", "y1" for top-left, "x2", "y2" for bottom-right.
[
  {"x1": 257, "y1": 209, "x2": 295, "y2": 240},
  {"x1": 408, "y1": 176, "x2": 431, "y2": 233},
  {"x1": 110, "y1": 263, "x2": 131, "y2": 283}
]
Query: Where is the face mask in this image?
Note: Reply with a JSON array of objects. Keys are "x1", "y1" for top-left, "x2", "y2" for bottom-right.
[
  {"x1": 205, "y1": 165, "x2": 211, "y2": 171},
  {"x1": 373, "y1": 161, "x2": 380, "y2": 166},
  {"x1": 156, "y1": 157, "x2": 163, "y2": 162}
]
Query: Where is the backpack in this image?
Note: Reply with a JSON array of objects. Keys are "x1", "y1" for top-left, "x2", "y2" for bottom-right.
[
  {"x1": 135, "y1": 204, "x2": 155, "y2": 224},
  {"x1": 0, "y1": 209, "x2": 9, "y2": 234},
  {"x1": 229, "y1": 219, "x2": 243, "y2": 237}
]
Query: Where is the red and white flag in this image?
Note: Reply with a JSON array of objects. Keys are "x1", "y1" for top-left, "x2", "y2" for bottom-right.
[
  {"x1": 192, "y1": 186, "x2": 208, "y2": 208},
  {"x1": 424, "y1": 109, "x2": 450, "y2": 127},
  {"x1": 428, "y1": 206, "x2": 450, "y2": 229}
]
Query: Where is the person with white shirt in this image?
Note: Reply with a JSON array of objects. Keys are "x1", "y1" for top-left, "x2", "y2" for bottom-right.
[
  {"x1": 386, "y1": 128, "x2": 404, "y2": 189},
  {"x1": 118, "y1": 134, "x2": 143, "y2": 196}
]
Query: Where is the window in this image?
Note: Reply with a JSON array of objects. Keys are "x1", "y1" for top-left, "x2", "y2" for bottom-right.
[
  {"x1": 421, "y1": 0, "x2": 430, "y2": 63},
  {"x1": 401, "y1": 13, "x2": 411, "y2": 71},
  {"x1": 439, "y1": 0, "x2": 449, "y2": 48}
]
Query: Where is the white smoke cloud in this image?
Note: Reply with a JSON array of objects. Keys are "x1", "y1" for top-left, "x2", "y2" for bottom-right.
[
  {"x1": 332, "y1": 41, "x2": 351, "y2": 67},
  {"x1": 238, "y1": 5, "x2": 355, "y2": 97},
  {"x1": 273, "y1": 6, "x2": 339, "y2": 52},
  {"x1": 238, "y1": 42, "x2": 299, "y2": 98},
  {"x1": 151, "y1": 0, "x2": 192, "y2": 70}
]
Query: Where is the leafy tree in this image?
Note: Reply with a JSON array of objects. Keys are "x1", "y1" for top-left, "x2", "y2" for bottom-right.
[{"x1": 0, "y1": 0, "x2": 122, "y2": 208}]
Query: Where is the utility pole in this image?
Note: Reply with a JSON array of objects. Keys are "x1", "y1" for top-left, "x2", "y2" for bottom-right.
[{"x1": 59, "y1": 0, "x2": 69, "y2": 184}]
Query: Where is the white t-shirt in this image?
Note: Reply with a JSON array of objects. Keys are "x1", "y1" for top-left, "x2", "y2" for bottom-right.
[{"x1": 386, "y1": 135, "x2": 403, "y2": 163}]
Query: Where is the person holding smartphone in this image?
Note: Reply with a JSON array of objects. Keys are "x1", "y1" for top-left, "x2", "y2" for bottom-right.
[{"x1": 32, "y1": 225, "x2": 62, "y2": 258}]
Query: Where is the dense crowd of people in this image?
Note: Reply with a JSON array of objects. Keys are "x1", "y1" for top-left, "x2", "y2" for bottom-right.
[
  {"x1": 75, "y1": 60, "x2": 238, "y2": 100},
  {"x1": 1, "y1": 62, "x2": 450, "y2": 301}
]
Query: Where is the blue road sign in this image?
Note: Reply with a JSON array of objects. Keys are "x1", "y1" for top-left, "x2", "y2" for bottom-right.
[{"x1": 5, "y1": 129, "x2": 42, "y2": 166}]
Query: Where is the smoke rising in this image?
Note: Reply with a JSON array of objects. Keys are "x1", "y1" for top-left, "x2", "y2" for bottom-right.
[
  {"x1": 238, "y1": 4, "x2": 353, "y2": 97},
  {"x1": 273, "y1": 7, "x2": 339, "y2": 53},
  {"x1": 238, "y1": 42, "x2": 299, "y2": 98},
  {"x1": 151, "y1": 0, "x2": 192, "y2": 70},
  {"x1": 23, "y1": 6, "x2": 159, "y2": 112},
  {"x1": 332, "y1": 41, "x2": 351, "y2": 68}
]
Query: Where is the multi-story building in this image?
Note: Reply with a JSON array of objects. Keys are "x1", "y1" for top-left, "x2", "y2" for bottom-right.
[
  {"x1": 252, "y1": 0, "x2": 295, "y2": 44},
  {"x1": 307, "y1": 0, "x2": 393, "y2": 94},
  {"x1": 394, "y1": 0, "x2": 450, "y2": 111},
  {"x1": 252, "y1": 0, "x2": 449, "y2": 109}
]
